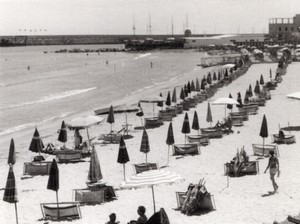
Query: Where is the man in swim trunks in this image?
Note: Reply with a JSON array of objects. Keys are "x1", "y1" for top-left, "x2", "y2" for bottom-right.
[{"x1": 264, "y1": 150, "x2": 280, "y2": 193}]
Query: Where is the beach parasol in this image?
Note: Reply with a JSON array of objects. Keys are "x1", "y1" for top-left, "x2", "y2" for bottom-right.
[
  {"x1": 237, "y1": 92, "x2": 243, "y2": 108},
  {"x1": 29, "y1": 127, "x2": 44, "y2": 157},
  {"x1": 140, "y1": 129, "x2": 150, "y2": 164},
  {"x1": 181, "y1": 112, "x2": 190, "y2": 145},
  {"x1": 165, "y1": 91, "x2": 171, "y2": 107},
  {"x1": 88, "y1": 144, "x2": 103, "y2": 183},
  {"x1": 136, "y1": 101, "x2": 144, "y2": 126},
  {"x1": 57, "y1": 120, "x2": 67, "y2": 148},
  {"x1": 191, "y1": 80, "x2": 195, "y2": 92},
  {"x1": 218, "y1": 71, "x2": 221, "y2": 81},
  {"x1": 192, "y1": 111, "x2": 200, "y2": 135},
  {"x1": 187, "y1": 81, "x2": 191, "y2": 94},
  {"x1": 180, "y1": 87, "x2": 185, "y2": 100},
  {"x1": 107, "y1": 105, "x2": 115, "y2": 133},
  {"x1": 227, "y1": 93, "x2": 233, "y2": 110},
  {"x1": 140, "y1": 95, "x2": 165, "y2": 118},
  {"x1": 165, "y1": 122, "x2": 174, "y2": 166},
  {"x1": 171, "y1": 88, "x2": 177, "y2": 104},
  {"x1": 213, "y1": 72, "x2": 217, "y2": 81},
  {"x1": 224, "y1": 69, "x2": 229, "y2": 78},
  {"x1": 244, "y1": 90, "x2": 250, "y2": 104},
  {"x1": 8, "y1": 138, "x2": 16, "y2": 165},
  {"x1": 120, "y1": 170, "x2": 183, "y2": 213},
  {"x1": 286, "y1": 92, "x2": 300, "y2": 100},
  {"x1": 3, "y1": 165, "x2": 19, "y2": 224},
  {"x1": 254, "y1": 80, "x2": 260, "y2": 95},
  {"x1": 200, "y1": 79, "x2": 205, "y2": 91},
  {"x1": 206, "y1": 102, "x2": 213, "y2": 127},
  {"x1": 212, "y1": 97, "x2": 239, "y2": 118},
  {"x1": 68, "y1": 115, "x2": 104, "y2": 150},
  {"x1": 117, "y1": 136, "x2": 130, "y2": 181},
  {"x1": 47, "y1": 159, "x2": 59, "y2": 219},
  {"x1": 260, "y1": 74, "x2": 265, "y2": 85},
  {"x1": 259, "y1": 114, "x2": 268, "y2": 156},
  {"x1": 157, "y1": 93, "x2": 164, "y2": 107},
  {"x1": 248, "y1": 84, "x2": 253, "y2": 97},
  {"x1": 269, "y1": 69, "x2": 272, "y2": 80},
  {"x1": 207, "y1": 73, "x2": 212, "y2": 85},
  {"x1": 184, "y1": 85, "x2": 189, "y2": 97},
  {"x1": 195, "y1": 78, "x2": 200, "y2": 92}
]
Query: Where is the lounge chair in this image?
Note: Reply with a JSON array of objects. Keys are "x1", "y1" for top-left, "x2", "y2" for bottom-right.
[
  {"x1": 187, "y1": 134, "x2": 210, "y2": 146},
  {"x1": 238, "y1": 103, "x2": 259, "y2": 115},
  {"x1": 23, "y1": 161, "x2": 52, "y2": 176},
  {"x1": 146, "y1": 208, "x2": 170, "y2": 224},
  {"x1": 144, "y1": 117, "x2": 163, "y2": 129},
  {"x1": 224, "y1": 161, "x2": 259, "y2": 177},
  {"x1": 133, "y1": 163, "x2": 159, "y2": 174},
  {"x1": 229, "y1": 111, "x2": 249, "y2": 121},
  {"x1": 200, "y1": 128, "x2": 223, "y2": 138},
  {"x1": 272, "y1": 134, "x2": 296, "y2": 144},
  {"x1": 55, "y1": 150, "x2": 82, "y2": 163},
  {"x1": 40, "y1": 202, "x2": 81, "y2": 220},
  {"x1": 252, "y1": 144, "x2": 279, "y2": 157},
  {"x1": 287, "y1": 215, "x2": 300, "y2": 224},
  {"x1": 230, "y1": 116, "x2": 244, "y2": 126},
  {"x1": 172, "y1": 144, "x2": 199, "y2": 156}
]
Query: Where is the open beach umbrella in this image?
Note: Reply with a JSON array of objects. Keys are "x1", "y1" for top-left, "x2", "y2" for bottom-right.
[
  {"x1": 117, "y1": 136, "x2": 130, "y2": 181},
  {"x1": 58, "y1": 120, "x2": 67, "y2": 147},
  {"x1": 8, "y1": 138, "x2": 16, "y2": 165},
  {"x1": 171, "y1": 88, "x2": 177, "y2": 104},
  {"x1": 195, "y1": 78, "x2": 200, "y2": 92},
  {"x1": 3, "y1": 165, "x2": 19, "y2": 224},
  {"x1": 206, "y1": 102, "x2": 213, "y2": 127},
  {"x1": 286, "y1": 92, "x2": 300, "y2": 100},
  {"x1": 88, "y1": 144, "x2": 103, "y2": 183},
  {"x1": 68, "y1": 115, "x2": 104, "y2": 150},
  {"x1": 29, "y1": 127, "x2": 44, "y2": 156},
  {"x1": 140, "y1": 129, "x2": 150, "y2": 164},
  {"x1": 181, "y1": 112, "x2": 190, "y2": 145},
  {"x1": 47, "y1": 159, "x2": 59, "y2": 219},
  {"x1": 140, "y1": 95, "x2": 165, "y2": 118},
  {"x1": 165, "y1": 91, "x2": 171, "y2": 107},
  {"x1": 254, "y1": 80, "x2": 260, "y2": 95},
  {"x1": 248, "y1": 84, "x2": 253, "y2": 97},
  {"x1": 259, "y1": 114, "x2": 268, "y2": 155},
  {"x1": 107, "y1": 105, "x2": 115, "y2": 134},
  {"x1": 260, "y1": 74, "x2": 265, "y2": 85},
  {"x1": 120, "y1": 169, "x2": 184, "y2": 213},
  {"x1": 180, "y1": 87, "x2": 185, "y2": 100},
  {"x1": 212, "y1": 97, "x2": 239, "y2": 118},
  {"x1": 227, "y1": 93, "x2": 233, "y2": 110},
  {"x1": 165, "y1": 122, "x2": 174, "y2": 166},
  {"x1": 237, "y1": 92, "x2": 243, "y2": 108},
  {"x1": 192, "y1": 111, "x2": 200, "y2": 135},
  {"x1": 157, "y1": 93, "x2": 164, "y2": 107}
]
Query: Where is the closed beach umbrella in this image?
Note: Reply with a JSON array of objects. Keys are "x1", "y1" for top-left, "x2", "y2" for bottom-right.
[
  {"x1": 192, "y1": 111, "x2": 200, "y2": 135},
  {"x1": 107, "y1": 105, "x2": 115, "y2": 134},
  {"x1": 224, "y1": 69, "x2": 229, "y2": 78},
  {"x1": 254, "y1": 80, "x2": 260, "y2": 95},
  {"x1": 181, "y1": 112, "x2": 190, "y2": 145},
  {"x1": 269, "y1": 69, "x2": 272, "y2": 79},
  {"x1": 259, "y1": 114, "x2": 268, "y2": 155},
  {"x1": 187, "y1": 81, "x2": 191, "y2": 94},
  {"x1": 195, "y1": 78, "x2": 200, "y2": 92},
  {"x1": 171, "y1": 88, "x2": 177, "y2": 103},
  {"x1": 118, "y1": 136, "x2": 130, "y2": 180},
  {"x1": 157, "y1": 93, "x2": 164, "y2": 107},
  {"x1": 140, "y1": 129, "x2": 150, "y2": 164},
  {"x1": 237, "y1": 92, "x2": 243, "y2": 108},
  {"x1": 213, "y1": 72, "x2": 217, "y2": 81},
  {"x1": 165, "y1": 122, "x2": 174, "y2": 166},
  {"x1": 120, "y1": 170, "x2": 184, "y2": 213},
  {"x1": 3, "y1": 165, "x2": 19, "y2": 224},
  {"x1": 248, "y1": 84, "x2": 253, "y2": 97},
  {"x1": 180, "y1": 87, "x2": 185, "y2": 100},
  {"x1": 29, "y1": 127, "x2": 44, "y2": 156},
  {"x1": 8, "y1": 138, "x2": 16, "y2": 165},
  {"x1": 191, "y1": 80, "x2": 195, "y2": 92},
  {"x1": 58, "y1": 120, "x2": 67, "y2": 147},
  {"x1": 218, "y1": 71, "x2": 221, "y2": 81},
  {"x1": 47, "y1": 159, "x2": 60, "y2": 218},
  {"x1": 260, "y1": 74, "x2": 265, "y2": 85},
  {"x1": 88, "y1": 145, "x2": 103, "y2": 183},
  {"x1": 184, "y1": 85, "x2": 189, "y2": 97},
  {"x1": 244, "y1": 90, "x2": 250, "y2": 104},
  {"x1": 227, "y1": 93, "x2": 233, "y2": 110},
  {"x1": 200, "y1": 79, "x2": 205, "y2": 91},
  {"x1": 206, "y1": 102, "x2": 213, "y2": 127},
  {"x1": 136, "y1": 101, "x2": 144, "y2": 126},
  {"x1": 165, "y1": 91, "x2": 171, "y2": 107}
]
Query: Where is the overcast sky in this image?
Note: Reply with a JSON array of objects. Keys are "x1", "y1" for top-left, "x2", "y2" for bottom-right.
[{"x1": 0, "y1": 0, "x2": 299, "y2": 35}]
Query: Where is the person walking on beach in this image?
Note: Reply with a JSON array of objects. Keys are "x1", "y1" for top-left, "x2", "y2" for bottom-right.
[{"x1": 264, "y1": 150, "x2": 280, "y2": 193}]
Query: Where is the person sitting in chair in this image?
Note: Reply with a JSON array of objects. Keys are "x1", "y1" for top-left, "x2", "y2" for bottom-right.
[
  {"x1": 278, "y1": 130, "x2": 285, "y2": 144},
  {"x1": 128, "y1": 206, "x2": 148, "y2": 224}
]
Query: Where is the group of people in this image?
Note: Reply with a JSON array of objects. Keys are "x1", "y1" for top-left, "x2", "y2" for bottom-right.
[{"x1": 106, "y1": 206, "x2": 148, "y2": 224}]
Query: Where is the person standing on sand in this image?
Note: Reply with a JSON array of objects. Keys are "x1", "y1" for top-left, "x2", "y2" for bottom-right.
[{"x1": 264, "y1": 150, "x2": 280, "y2": 193}]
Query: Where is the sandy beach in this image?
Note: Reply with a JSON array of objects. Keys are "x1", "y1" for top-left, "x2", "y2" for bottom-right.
[{"x1": 1, "y1": 59, "x2": 300, "y2": 224}]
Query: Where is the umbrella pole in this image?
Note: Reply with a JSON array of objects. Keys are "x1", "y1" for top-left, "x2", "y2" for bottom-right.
[
  {"x1": 14, "y1": 202, "x2": 19, "y2": 224},
  {"x1": 86, "y1": 128, "x2": 91, "y2": 151},
  {"x1": 123, "y1": 164, "x2": 126, "y2": 181},
  {"x1": 146, "y1": 154, "x2": 148, "y2": 166},
  {"x1": 167, "y1": 145, "x2": 170, "y2": 166},
  {"x1": 56, "y1": 191, "x2": 60, "y2": 219},
  {"x1": 184, "y1": 133, "x2": 186, "y2": 146},
  {"x1": 151, "y1": 185, "x2": 156, "y2": 213},
  {"x1": 263, "y1": 137, "x2": 265, "y2": 157},
  {"x1": 224, "y1": 106, "x2": 226, "y2": 118}
]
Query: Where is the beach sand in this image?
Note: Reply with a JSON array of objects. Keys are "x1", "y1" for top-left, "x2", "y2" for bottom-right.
[{"x1": 1, "y1": 62, "x2": 300, "y2": 224}]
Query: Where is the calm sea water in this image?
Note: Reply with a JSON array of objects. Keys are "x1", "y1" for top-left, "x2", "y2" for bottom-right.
[{"x1": 0, "y1": 44, "x2": 207, "y2": 137}]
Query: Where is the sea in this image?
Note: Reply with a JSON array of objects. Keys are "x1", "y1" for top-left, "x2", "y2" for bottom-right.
[{"x1": 0, "y1": 44, "x2": 211, "y2": 139}]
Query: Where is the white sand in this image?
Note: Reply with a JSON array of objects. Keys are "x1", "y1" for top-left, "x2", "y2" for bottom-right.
[{"x1": 1, "y1": 62, "x2": 300, "y2": 224}]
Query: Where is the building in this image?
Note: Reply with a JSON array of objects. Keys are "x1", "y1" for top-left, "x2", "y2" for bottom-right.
[{"x1": 269, "y1": 14, "x2": 300, "y2": 41}]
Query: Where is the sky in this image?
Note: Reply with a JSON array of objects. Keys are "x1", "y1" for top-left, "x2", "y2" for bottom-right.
[{"x1": 0, "y1": 0, "x2": 300, "y2": 35}]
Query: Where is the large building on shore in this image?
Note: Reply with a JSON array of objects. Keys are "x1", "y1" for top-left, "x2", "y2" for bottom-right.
[{"x1": 269, "y1": 14, "x2": 300, "y2": 41}]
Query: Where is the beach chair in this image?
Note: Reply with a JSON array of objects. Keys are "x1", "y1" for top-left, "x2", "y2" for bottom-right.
[
  {"x1": 224, "y1": 161, "x2": 259, "y2": 177},
  {"x1": 146, "y1": 208, "x2": 170, "y2": 224},
  {"x1": 200, "y1": 128, "x2": 223, "y2": 138},
  {"x1": 272, "y1": 134, "x2": 296, "y2": 144},
  {"x1": 144, "y1": 117, "x2": 163, "y2": 129},
  {"x1": 23, "y1": 161, "x2": 52, "y2": 176},
  {"x1": 55, "y1": 150, "x2": 82, "y2": 163},
  {"x1": 252, "y1": 144, "x2": 279, "y2": 157},
  {"x1": 73, "y1": 188, "x2": 106, "y2": 205},
  {"x1": 187, "y1": 134, "x2": 210, "y2": 146},
  {"x1": 133, "y1": 163, "x2": 159, "y2": 174},
  {"x1": 40, "y1": 202, "x2": 81, "y2": 220},
  {"x1": 230, "y1": 116, "x2": 244, "y2": 126},
  {"x1": 229, "y1": 111, "x2": 249, "y2": 121},
  {"x1": 172, "y1": 144, "x2": 199, "y2": 156}
]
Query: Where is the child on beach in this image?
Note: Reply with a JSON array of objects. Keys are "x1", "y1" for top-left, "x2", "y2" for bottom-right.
[
  {"x1": 128, "y1": 206, "x2": 148, "y2": 224},
  {"x1": 106, "y1": 213, "x2": 119, "y2": 224},
  {"x1": 264, "y1": 150, "x2": 280, "y2": 193}
]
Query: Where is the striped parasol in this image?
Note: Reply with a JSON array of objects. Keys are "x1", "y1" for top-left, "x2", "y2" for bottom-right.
[
  {"x1": 58, "y1": 120, "x2": 67, "y2": 147},
  {"x1": 47, "y1": 159, "x2": 60, "y2": 218},
  {"x1": 120, "y1": 170, "x2": 184, "y2": 212},
  {"x1": 29, "y1": 127, "x2": 44, "y2": 156},
  {"x1": 3, "y1": 165, "x2": 19, "y2": 224},
  {"x1": 165, "y1": 122, "x2": 174, "y2": 166},
  {"x1": 8, "y1": 138, "x2": 16, "y2": 165},
  {"x1": 117, "y1": 136, "x2": 130, "y2": 180},
  {"x1": 140, "y1": 129, "x2": 150, "y2": 164},
  {"x1": 192, "y1": 111, "x2": 200, "y2": 135},
  {"x1": 260, "y1": 114, "x2": 269, "y2": 155},
  {"x1": 181, "y1": 112, "x2": 190, "y2": 145},
  {"x1": 88, "y1": 145, "x2": 103, "y2": 183}
]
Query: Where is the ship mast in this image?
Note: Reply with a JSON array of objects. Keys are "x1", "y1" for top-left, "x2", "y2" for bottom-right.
[
  {"x1": 171, "y1": 16, "x2": 174, "y2": 36},
  {"x1": 148, "y1": 14, "x2": 152, "y2": 35},
  {"x1": 132, "y1": 15, "x2": 136, "y2": 37}
]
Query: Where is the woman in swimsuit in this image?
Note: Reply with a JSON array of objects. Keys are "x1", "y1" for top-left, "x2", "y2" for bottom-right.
[{"x1": 264, "y1": 150, "x2": 280, "y2": 193}]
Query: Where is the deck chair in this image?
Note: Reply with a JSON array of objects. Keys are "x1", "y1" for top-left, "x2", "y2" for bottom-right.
[
  {"x1": 73, "y1": 189, "x2": 106, "y2": 205},
  {"x1": 146, "y1": 208, "x2": 170, "y2": 224},
  {"x1": 23, "y1": 161, "x2": 52, "y2": 176},
  {"x1": 40, "y1": 202, "x2": 81, "y2": 220},
  {"x1": 176, "y1": 192, "x2": 216, "y2": 212},
  {"x1": 172, "y1": 144, "x2": 199, "y2": 156},
  {"x1": 133, "y1": 163, "x2": 159, "y2": 174},
  {"x1": 56, "y1": 150, "x2": 82, "y2": 163}
]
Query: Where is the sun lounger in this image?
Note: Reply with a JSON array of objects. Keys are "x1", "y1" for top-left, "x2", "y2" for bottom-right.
[
  {"x1": 272, "y1": 134, "x2": 296, "y2": 144},
  {"x1": 201, "y1": 128, "x2": 223, "y2": 138},
  {"x1": 252, "y1": 144, "x2": 279, "y2": 157},
  {"x1": 230, "y1": 116, "x2": 244, "y2": 126},
  {"x1": 133, "y1": 163, "x2": 159, "y2": 174},
  {"x1": 176, "y1": 192, "x2": 216, "y2": 211},
  {"x1": 40, "y1": 202, "x2": 81, "y2": 220},
  {"x1": 56, "y1": 150, "x2": 82, "y2": 163},
  {"x1": 224, "y1": 161, "x2": 259, "y2": 177},
  {"x1": 238, "y1": 104, "x2": 259, "y2": 115},
  {"x1": 23, "y1": 161, "x2": 52, "y2": 176},
  {"x1": 145, "y1": 117, "x2": 163, "y2": 129},
  {"x1": 99, "y1": 133, "x2": 122, "y2": 143},
  {"x1": 229, "y1": 112, "x2": 249, "y2": 121},
  {"x1": 172, "y1": 144, "x2": 199, "y2": 156},
  {"x1": 187, "y1": 135, "x2": 210, "y2": 146},
  {"x1": 175, "y1": 104, "x2": 183, "y2": 114}
]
